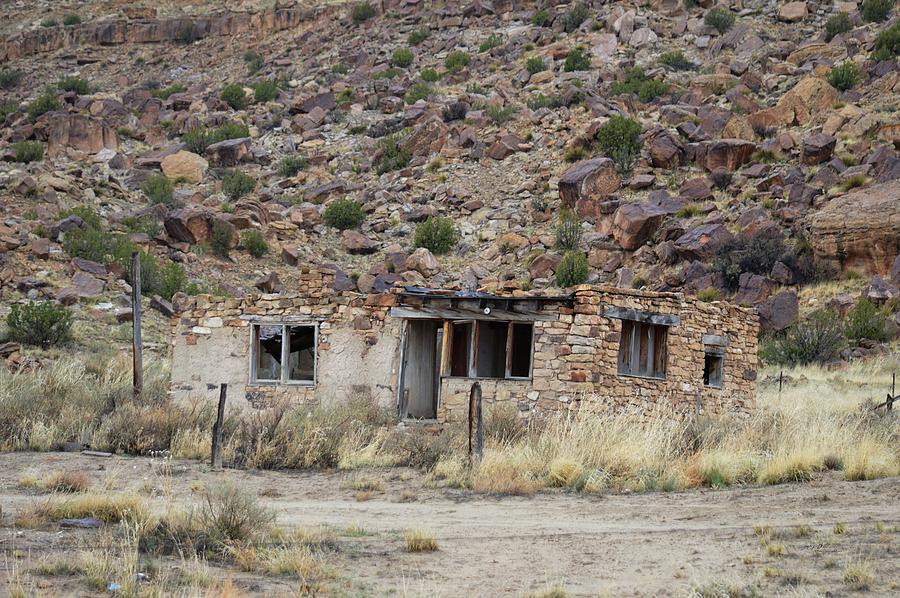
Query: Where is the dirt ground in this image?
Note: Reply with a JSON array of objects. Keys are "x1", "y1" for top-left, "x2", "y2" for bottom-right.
[{"x1": 1, "y1": 452, "x2": 899, "y2": 597}]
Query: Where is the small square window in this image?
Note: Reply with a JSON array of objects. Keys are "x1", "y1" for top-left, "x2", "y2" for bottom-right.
[
  {"x1": 617, "y1": 320, "x2": 668, "y2": 379},
  {"x1": 704, "y1": 352, "x2": 724, "y2": 388},
  {"x1": 250, "y1": 323, "x2": 317, "y2": 385}
]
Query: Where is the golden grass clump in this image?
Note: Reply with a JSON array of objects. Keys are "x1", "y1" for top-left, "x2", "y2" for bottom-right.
[
  {"x1": 843, "y1": 559, "x2": 874, "y2": 590},
  {"x1": 15, "y1": 493, "x2": 147, "y2": 528},
  {"x1": 404, "y1": 528, "x2": 439, "y2": 552}
]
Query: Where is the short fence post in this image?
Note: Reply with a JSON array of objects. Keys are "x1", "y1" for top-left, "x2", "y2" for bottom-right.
[
  {"x1": 778, "y1": 370, "x2": 783, "y2": 395},
  {"x1": 211, "y1": 383, "x2": 227, "y2": 469},
  {"x1": 468, "y1": 382, "x2": 483, "y2": 464}
]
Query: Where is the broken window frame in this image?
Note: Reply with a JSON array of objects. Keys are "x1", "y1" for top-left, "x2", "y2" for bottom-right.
[
  {"x1": 617, "y1": 319, "x2": 668, "y2": 380},
  {"x1": 442, "y1": 320, "x2": 534, "y2": 381},
  {"x1": 703, "y1": 348, "x2": 725, "y2": 389},
  {"x1": 248, "y1": 322, "x2": 318, "y2": 387}
]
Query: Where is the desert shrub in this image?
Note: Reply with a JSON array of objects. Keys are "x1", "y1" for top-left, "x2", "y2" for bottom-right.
[
  {"x1": 27, "y1": 91, "x2": 62, "y2": 121},
  {"x1": 221, "y1": 84, "x2": 248, "y2": 110},
  {"x1": 182, "y1": 127, "x2": 211, "y2": 154},
  {"x1": 150, "y1": 82, "x2": 186, "y2": 100},
  {"x1": 331, "y1": 62, "x2": 349, "y2": 75},
  {"x1": 323, "y1": 199, "x2": 366, "y2": 230},
  {"x1": 0, "y1": 68, "x2": 23, "y2": 90},
  {"x1": 420, "y1": 68, "x2": 439, "y2": 82},
  {"x1": 222, "y1": 170, "x2": 255, "y2": 200},
  {"x1": 596, "y1": 115, "x2": 643, "y2": 173},
  {"x1": 445, "y1": 51, "x2": 471, "y2": 73},
  {"x1": 562, "y1": 3, "x2": 590, "y2": 33},
  {"x1": 525, "y1": 56, "x2": 546, "y2": 74},
  {"x1": 564, "y1": 145, "x2": 587, "y2": 162},
  {"x1": 861, "y1": 0, "x2": 893, "y2": 22},
  {"x1": 532, "y1": 8, "x2": 552, "y2": 27},
  {"x1": 63, "y1": 14, "x2": 82, "y2": 26},
  {"x1": 872, "y1": 21, "x2": 900, "y2": 60},
  {"x1": 563, "y1": 46, "x2": 591, "y2": 72},
  {"x1": 373, "y1": 68, "x2": 400, "y2": 80},
  {"x1": 210, "y1": 221, "x2": 234, "y2": 257},
  {"x1": 485, "y1": 104, "x2": 516, "y2": 125},
  {"x1": 240, "y1": 230, "x2": 268, "y2": 258},
  {"x1": 182, "y1": 122, "x2": 249, "y2": 154},
  {"x1": 697, "y1": 287, "x2": 722, "y2": 302},
  {"x1": 57, "y1": 76, "x2": 89, "y2": 94},
  {"x1": 827, "y1": 61, "x2": 860, "y2": 91},
  {"x1": 278, "y1": 156, "x2": 306, "y2": 177},
  {"x1": 1, "y1": 100, "x2": 20, "y2": 122},
  {"x1": 142, "y1": 174, "x2": 175, "y2": 205},
  {"x1": 759, "y1": 310, "x2": 845, "y2": 366},
  {"x1": 392, "y1": 47, "x2": 414, "y2": 68},
  {"x1": 414, "y1": 216, "x2": 458, "y2": 255},
  {"x1": 177, "y1": 21, "x2": 197, "y2": 44},
  {"x1": 556, "y1": 251, "x2": 589, "y2": 287},
  {"x1": 40, "y1": 18, "x2": 58, "y2": 28},
  {"x1": 825, "y1": 13, "x2": 853, "y2": 41},
  {"x1": 527, "y1": 93, "x2": 565, "y2": 111},
  {"x1": 43, "y1": 470, "x2": 89, "y2": 493},
  {"x1": 404, "y1": 82, "x2": 432, "y2": 104},
  {"x1": 7, "y1": 302, "x2": 73, "y2": 348},
  {"x1": 404, "y1": 529, "x2": 438, "y2": 552},
  {"x1": 610, "y1": 67, "x2": 668, "y2": 102},
  {"x1": 555, "y1": 210, "x2": 582, "y2": 251},
  {"x1": 659, "y1": 50, "x2": 693, "y2": 70},
  {"x1": 351, "y1": 2, "x2": 376, "y2": 24},
  {"x1": 375, "y1": 134, "x2": 411, "y2": 174},
  {"x1": 442, "y1": 101, "x2": 468, "y2": 122},
  {"x1": 408, "y1": 30, "x2": 429, "y2": 45},
  {"x1": 704, "y1": 8, "x2": 735, "y2": 33},
  {"x1": 243, "y1": 50, "x2": 264, "y2": 75},
  {"x1": 479, "y1": 34, "x2": 504, "y2": 53},
  {"x1": 251, "y1": 79, "x2": 279, "y2": 103},
  {"x1": 844, "y1": 298, "x2": 887, "y2": 343},
  {"x1": 714, "y1": 235, "x2": 785, "y2": 291},
  {"x1": 13, "y1": 141, "x2": 44, "y2": 163},
  {"x1": 200, "y1": 482, "x2": 275, "y2": 543}
]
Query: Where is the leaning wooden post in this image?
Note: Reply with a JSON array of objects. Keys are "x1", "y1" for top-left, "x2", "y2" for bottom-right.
[
  {"x1": 778, "y1": 370, "x2": 783, "y2": 395},
  {"x1": 468, "y1": 382, "x2": 483, "y2": 464},
  {"x1": 131, "y1": 251, "x2": 143, "y2": 398},
  {"x1": 211, "y1": 383, "x2": 227, "y2": 469}
]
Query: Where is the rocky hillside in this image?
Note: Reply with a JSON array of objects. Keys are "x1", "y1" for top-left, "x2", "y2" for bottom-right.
[{"x1": 1, "y1": 0, "x2": 899, "y2": 366}]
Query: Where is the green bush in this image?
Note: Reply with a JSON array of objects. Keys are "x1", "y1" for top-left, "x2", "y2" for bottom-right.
[
  {"x1": 60, "y1": 206, "x2": 103, "y2": 231},
  {"x1": 324, "y1": 198, "x2": 366, "y2": 230},
  {"x1": 873, "y1": 21, "x2": 900, "y2": 60},
  {"x1": 404, "y1": 82, "x2": 432, "y2": 104},
  {"x1": 564, "y1": 46, "x2": 591, "y2": 72},
  {"x1": 445, "y1": 51, "x2": 471, "y2": 73},
  {"x1": 408, "y1": 30, "x2": 429, "y2": 45},
  {"x1": 861, "y1": 0, "x2": 893, "y2": 22},
  {"x1": 27, "y1": 91, "x2": 62, "y2": 121},
  {"x1": 150, "y1": 83, "x2": 186, "y2": 100},
  {"x1": 760, "y1": 310, "x2": 845, "y2": 366},
  {"x1": 241, "y1": 230, "x2": 269, "y2": 258},
  {"x1": 596, "y1": 115, "x2": 643, "y2": 173},
  {"x1": 373, "y1": 68, "x2": 400, "y2": 80},
  {"x1": 243, "y1": 50, "x2": 264, "y2": 75},
  {"x1": 331, "y1": 62, "x2": 349, "y2": 75},
  {"x1": 532, "y1": 8, "x2": 552, "y2": 27},
  {"x1": 659, "y1": 50, "x2": 693, "y2": 70},
  {"x1": 251, "y1": 80, "x2": 279, "y2": 103},
  {"x1": 210, "y1": 221, "x2": 234, "y2": 258},
  {"x1": 556, "y1": 251, "x2": 589, "y2": 287},
  {"x1": 278, "y1": 156, "x2": 307, "y2": 177},
  {"x1": 420, "y1": 68, "x2": 439, "y2": 82},
  {"x1": 442, "y1": 101, "x2": 468, "y2": 122},
  {"x1": 562, "y1": 4, "x2": 590, "y2": 33},
  {"x1": 610, "y1": 67, "x2": 668, "y2": 102},
  {"x1": 142, "y1": 175, "x2": 175, "y2": 205},
  {"x1": 555, "y1": 210, "x2": 582, "y2": 251},
  {"x1": 824, "y1": 13, "x2": 853, "y2": 42},
  {"x1": 375, "y1": 134, "x2": 411, "y2": 174},
  {"x1": 704, "y1": 8, "x2": 736, "y2": 33},
  {"x1": 845, "y1": 298, "x2": 887, "y2": 343},
  {"x1": 13, "y1": 141, "x2": 44, "y2": 163},
  {"x1": 182, "y1": 122, "x2": 249, "y2": 154},
  {"x1": 57, "y1": 77, "x2": 90, "y2": 95},
  {"x1": 220, "y1": 84, "x2": 248, "y2": 110},
  {"x1": 486, "y1": 105, "x2": 516, "y2": 125},
  {"x1": 352, "y1": 2, "x2": 376, "y2": 24},
  {"x1": 222, "y1": 170, "x2": 256, "y2": 200},
  {"x1": 62, "y1": 14, "x2": 82, "y2": 26},
  {"x1": 827, "y1": 61, "x2": 860, "y2": 91},
  {"x1": 479, "y1": 34, "x2": 504, "y2": 53},
  {"x1": 0, "y1": 68, "x2": 23, "y2": 90},
  {"x1": 0, "y1": 100, "x2": 18, "y2": 122},
  {"x1": 527, "y1": 93, "x2": 565, "y2": 110},
  {"x1": 40, "y1": 18, "x2": 58, "y2": 28},
  {"x1": 525, "y1": 56, "x2": 546, "y2": 75},
  {"x1": 392, "y1": 48, "x2": 414, "y2": 68},
  {"x1": 7, "y1": 302, "x2": 73, "y2": 348},
  {"x1": 714, "y1": 235, "x2": 785, "y2": 291},
  {"x1": 414, "y1": 216, "x2": 458, "y2": 255},
  {"x1": 697, "y1": 287, "x2": 722, "y2": 302}
]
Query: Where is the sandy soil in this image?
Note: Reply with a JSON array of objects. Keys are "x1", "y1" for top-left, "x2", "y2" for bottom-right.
[{"x1": 1, "y1": 451, "x2": 899, "y2": 597}]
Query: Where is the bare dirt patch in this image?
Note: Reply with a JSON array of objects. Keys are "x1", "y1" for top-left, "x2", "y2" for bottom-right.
[{"x1": 1, "y1": 451, "x2": 898, "y2": 596}]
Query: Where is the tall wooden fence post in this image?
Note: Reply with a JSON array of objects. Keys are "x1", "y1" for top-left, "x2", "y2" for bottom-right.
[
  {"x1": 468, "y1": 382, "x2": 483, "y2": 464},
  {"x1": 211, "y1": 383, "x2": 227, "y2": 469},
  {"x1": 131, "y1": 251, "x2": 143, "y2": 399}
]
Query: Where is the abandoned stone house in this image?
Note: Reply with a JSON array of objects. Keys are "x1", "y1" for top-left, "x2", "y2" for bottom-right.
[{"x1": 169, "y1": 267, "x2": 760, "y2": 422}]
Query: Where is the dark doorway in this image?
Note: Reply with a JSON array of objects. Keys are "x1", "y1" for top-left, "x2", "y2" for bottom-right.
[{"x1": 400, "y1": 320, "x2": 442, "y2": 419}]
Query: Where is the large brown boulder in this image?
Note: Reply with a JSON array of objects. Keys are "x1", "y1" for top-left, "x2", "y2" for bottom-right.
[
  {"x1": 611, "y1": 203, "x2": 668, "y2": 250},
  {"x1": 757, "y1": 290, "x2": 799, "y2": 332},
  {"x1": 205, "y1": 137, "x2": 251, "y2": 167},
  {"x1": 748, "y1": 77, "x2": 838, "y2": 129},
  {"x1": 47, "y1": 114, "x2": 118, "y2": 158},
  {"x1": 695, "y1": 139, "x2": 755, "y2": 172},
  {"x1": 674, "y1": 223, "x2": 734, "y2": 260},
  {"x1": 400, "y1": 118, "x2": 448, "y2": 157},
  {"x1": 164, "y1": 208, "x2": 214, "y2": 244},
  {"x1": 161, "y1": 150, "x2": 207, "y2": 183},
  {"x1": 558, "y1": 158, "x2": 620, "y2": 207},
  {"x1": 647, "y1": 130, "x2": 684, "y2": 168},
  {"x1": 800, "y1": 133, "x2": 836, "y2": 166},
  {"x1": 809, "y1": 181, "x2": 900, "y2": 276}
]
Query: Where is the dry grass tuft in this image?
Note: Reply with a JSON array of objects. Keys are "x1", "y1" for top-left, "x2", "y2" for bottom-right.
[
  {"x1": 43, "y1": 470, "x2": 90, "y2": 493},
  {"x1": 842, "y1": 559, "x2": 874, "y2": 590},
  {"x1": 15, "y1": 493, "x2": 146, "y2": 528},
  {"x1": 404, "y1": 528, "x2": 439, "y2": 552}
]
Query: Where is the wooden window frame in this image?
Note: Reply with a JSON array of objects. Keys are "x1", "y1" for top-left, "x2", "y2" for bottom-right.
[
  {"x1": 248, "y1": 322, "x2": 318, "y2": 387},
  {"x1": 617, "y1": 320, "x2": 668, "y2": 380},
  {"x1": 442, "y1": 320, "x2": 533, "y2": 381},
  {"x1": 703, "y1": 349, "x2": 725, "y2": 389}
]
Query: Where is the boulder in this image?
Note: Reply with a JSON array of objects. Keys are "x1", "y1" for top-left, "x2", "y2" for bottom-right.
[
  {"x1": 72, "y1": 271, "x2": 104, "y2": 298},
  {"x1": 160, "y1": 150, "x2": 208, "y2": 183},
  {"x1": 292, "y1": 91, "x2": 336, "y2": 114},
  {"x1": 777, "y1": 1, "x2": 807, "y2": 22},
  {"x1": 405, "y1": 247, "x2": 441, "y2": 277},
  {"x1": 748, "y1": 77, "x2": 838, "y2": 129},
  {"x1": 757, "y1": 291, "x2": 799, "y2": 332},
  {"x1": 674, "y1": 223, "x2": 734, "y2": 260},
  {"x1": 47, "y1": 114, "x2": 119, "y2": 158},
  {"x1": 400, "y1": 118, "x2": 448, "y2": 157},
  {"x1": 558, "y1": 158, "x2": 621, "y2": 207},
  {"x1": 205, "y1": 137, "x2": 251, "y2": 167},
  {"x1": 809, "y1": 181, "x2": 900, "y2": 275},
  {"x1": 647, "y1": 130, "x2": 684, "y2": 168},
  {"x1": 255, "y1": 272, "x2": 283, "y2": 293},
  {"x1": 487, "y1": 134, "x2": 526, "y2": 160},
  {"x1": 611, "y1": 203, "x2": 668, "y2": 250},
  {"x1": 342, "y1": 230, "x2": 379, "y2": 255},
  {"x1": 800, "y1": 133, "x2": 836, "y2": 166},
  {"x1": 733, "y1": 273, "x2": 775, "y2": 306},
  {"x1": 695, "y1": 139, "x2": 755, "y2": 171},
  {"x1": 164, "y1": 208, "x2": 213, "y2": 244}
]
